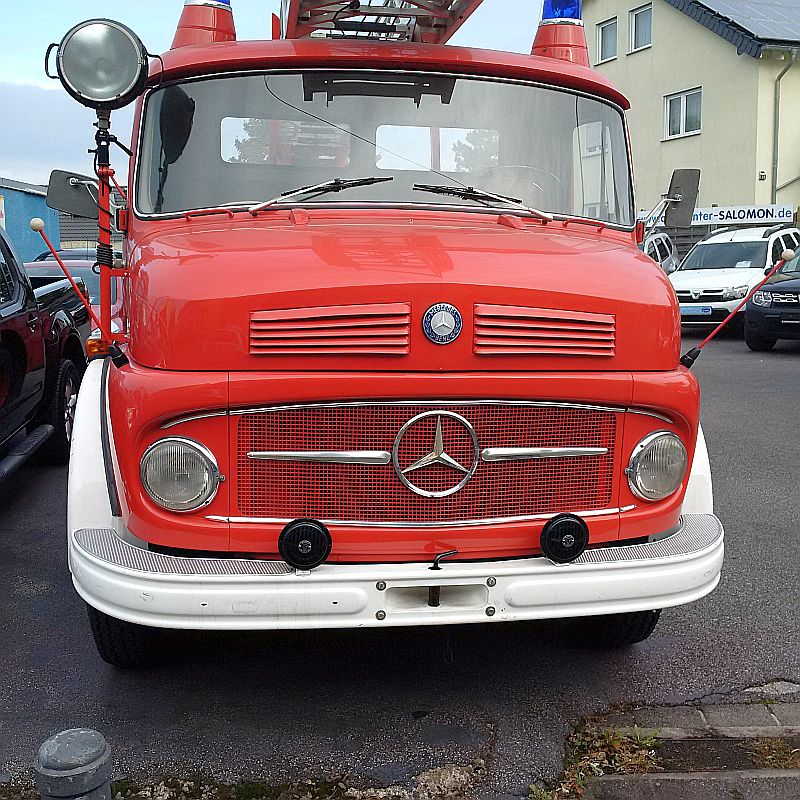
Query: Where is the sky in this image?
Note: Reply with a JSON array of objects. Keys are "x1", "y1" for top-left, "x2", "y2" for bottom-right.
[{"x1": 0, "y1": 1, "x2": 543, "y2": 185}]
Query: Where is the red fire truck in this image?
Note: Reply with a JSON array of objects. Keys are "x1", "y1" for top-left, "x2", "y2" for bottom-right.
[{"x1": 42, "y1": 0, "x2": 722, "y2": 667}]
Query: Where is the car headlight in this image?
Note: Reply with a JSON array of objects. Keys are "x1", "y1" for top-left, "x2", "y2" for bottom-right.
[
  {"x1": 140, "y1": 437, "x2": 222, "y2": 512},
  {"x1": 626, "y1": 432, "x2": 688, "y2": 502},
  {"x1": 752, "y1": 291, "x2": 773, "y2": 307},
  {"x1": 723, "y1": 285, "x2": 750, "y2": 300}
]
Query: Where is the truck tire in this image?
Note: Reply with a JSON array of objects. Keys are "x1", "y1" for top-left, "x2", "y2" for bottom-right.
[
  {"x1": 41, "y1": 359, "x2": 81, "y2": 465},
  {"x1": 582, "y1": 609, "x2": 661, "y2": 647},
  {"x1": 744, "y1": 325, "x2": 777, "y2": 352},
  {"x1": 86, "y1": 604, "x2": 156, "y2": 668}
]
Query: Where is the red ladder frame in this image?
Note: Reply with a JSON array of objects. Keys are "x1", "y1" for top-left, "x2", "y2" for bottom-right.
[{"x1": 280, "y1": 0, "x2": 484, "y2": 44}]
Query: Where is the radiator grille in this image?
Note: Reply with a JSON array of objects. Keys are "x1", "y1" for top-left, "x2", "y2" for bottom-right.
[
  {"x1": 236, "y1": 403, "x2": 618, "y2": 524},
  {"x1": 474, "y1": 304, "x2": 616, "y2": 357},
  {"x1": 250, "y1": 303, "x2": 411, "y2": 355}
]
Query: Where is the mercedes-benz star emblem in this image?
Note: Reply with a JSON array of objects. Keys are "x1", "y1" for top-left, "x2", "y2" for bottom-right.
[
  {"x1": 392, "y1": 410, "x2": 479, "y2": 498},
  {"x1": 423, "y1": 303, "x2": 462, "y2": 345}
]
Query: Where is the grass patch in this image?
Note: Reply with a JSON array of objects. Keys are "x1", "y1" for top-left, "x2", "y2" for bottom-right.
[
  {"x1": 529, "y1": 723, "x2": 661, "y2": 799},
  {"x1": 742, "y1": 738, "x2": 800, "y2": 770}
]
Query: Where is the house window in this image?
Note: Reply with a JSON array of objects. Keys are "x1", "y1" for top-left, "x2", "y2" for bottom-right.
[
  {"x1": 664, "y1": 88, "x2": 702, "y2": 138},
  {"x1": 597, "y1": 18, "x2": 618, "y2": 63},
  {"x1": 630, "y1": 4, "x2": 652, "y2": 52}
]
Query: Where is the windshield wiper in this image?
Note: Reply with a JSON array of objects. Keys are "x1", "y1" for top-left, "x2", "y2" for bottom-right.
[
  {"x1": 413, "y1": 184, "x2": 554, "y2": 222},
  {"x1": 249, "y1": 177, "x2": 393, "y2": 215}
]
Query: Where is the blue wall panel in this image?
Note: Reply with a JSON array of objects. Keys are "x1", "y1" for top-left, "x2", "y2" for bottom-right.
[{"x1": 0, "y1": 188, "x2": 61, "y2": 262}]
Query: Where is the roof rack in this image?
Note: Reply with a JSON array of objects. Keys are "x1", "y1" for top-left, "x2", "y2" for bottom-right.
[
  {"x1": 762, "y1": 223, "x2": 793, "y2": 238},
  {"x1": 280, "y1": 0, "x2": 485, "y2": 44}
]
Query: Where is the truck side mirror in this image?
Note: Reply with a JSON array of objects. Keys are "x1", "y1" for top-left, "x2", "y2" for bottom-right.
[
  {"x1": 664, "y1": 169, "x2": 700, "y2": 229},
  {"x1": 46, "y1": 170, "x2": 99, "y2": 219}
]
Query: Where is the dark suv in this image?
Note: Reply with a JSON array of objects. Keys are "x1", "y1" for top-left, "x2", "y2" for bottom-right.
[{"x1": 745, "y1": 253, "x2": 800, "y2": 351}]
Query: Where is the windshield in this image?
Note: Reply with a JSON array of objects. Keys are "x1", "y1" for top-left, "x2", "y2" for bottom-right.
[
  {"x1": 680, "y1": 242, "x2": 768, "y2": 271},
  {"x1": 136, "y1": 71, "x2": 634, "y2": 225}
]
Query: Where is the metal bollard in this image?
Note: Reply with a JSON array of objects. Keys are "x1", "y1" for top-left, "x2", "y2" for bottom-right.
[{"x1": 34, "y1": 729, "x2": 112, "y2": 800}]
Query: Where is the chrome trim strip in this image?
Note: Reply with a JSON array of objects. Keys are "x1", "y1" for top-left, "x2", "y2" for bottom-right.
[
  {"x1": 248, "y1": 450, "x2": 391, "y2": 465},
  {"x1": 161, "y1": 410, "x2": 228, "y2": 429},
  {"x1": 482, "y1": 446, "x2": 608, "y2": 462},
  {"x1": 627, "y1": 408, "x2": 673, "y2": 424},
  {"x1": 230, "y1": 399, "x2": 625, "y2": 416},
  {"x1": 208, "y1": 506, "x2": 631, "y2": 528}
]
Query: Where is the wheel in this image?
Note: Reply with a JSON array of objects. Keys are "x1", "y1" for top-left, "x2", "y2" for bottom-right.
[
  {"x1": 40, "y1": 359, "x2": 81, "y2": 465},
  {"x1": 581, "y1": 609, "x2": 661, "y2": 647},
  {"x1": 86, "y1": 604, "x2": 157, "y2": 668},
  {"x1": 745, "y1": 325, "x2": 777, "y2": 352}
]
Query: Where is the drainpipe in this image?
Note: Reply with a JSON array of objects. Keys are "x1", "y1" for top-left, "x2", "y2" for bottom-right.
[{"x1": 772, "y1": 49, "x2": 798, "y2": 205}]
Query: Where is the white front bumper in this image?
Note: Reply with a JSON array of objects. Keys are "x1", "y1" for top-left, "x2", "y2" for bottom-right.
[{"x1": 69, "y1": 516, "x2": 724, "y2": 630}]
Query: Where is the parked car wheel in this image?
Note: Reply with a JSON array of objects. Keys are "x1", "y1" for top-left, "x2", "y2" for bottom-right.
[
  {"x1": 745, "y1": 325, "x2": 777, "y2": 352},
  {"x1": 41, "y1": 359, "x2": 81, "y2": 464},
  {"x1": 86, "y1": 604, "x2": 157, "y2": 668},
  {"x1": 581, "y1": 609, "x2": 661, "y2": 647}
]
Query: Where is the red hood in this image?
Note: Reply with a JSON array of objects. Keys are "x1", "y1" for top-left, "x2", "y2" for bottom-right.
[{"x1": 127, "y1": 211, "x2": 679, "y2": 372}]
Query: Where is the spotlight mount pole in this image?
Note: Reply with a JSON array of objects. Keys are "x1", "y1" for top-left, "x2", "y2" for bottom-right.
[{"x1": 92, "y1": 110, "x2": 117, "y2": 347}]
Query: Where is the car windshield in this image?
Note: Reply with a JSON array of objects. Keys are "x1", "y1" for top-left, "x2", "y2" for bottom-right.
[
  {"x1": 136, "y1": 71, "x2": 634, "y2": 226},
  {"x1": 27, "y1": 267, "x2": 116, "y2": 305},
  {"x1": 679, "y1": 241, "x2": 768, "y2": 271},
  {"x1": 778, "y1": 255, "x2": 800, "y2": 275}
]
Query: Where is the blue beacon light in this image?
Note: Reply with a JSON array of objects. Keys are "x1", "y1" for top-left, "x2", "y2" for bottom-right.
[{"x1": 542, "y1": 0, "x2": 583, "y2": 21}]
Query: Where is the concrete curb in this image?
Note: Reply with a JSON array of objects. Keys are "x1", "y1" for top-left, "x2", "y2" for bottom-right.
[
  {"x1": 603, "y1": 702, "x2": 800, "y2": 739},
  {"x1": 584, "y1": 769, "x2": 800, "y2": 800}
]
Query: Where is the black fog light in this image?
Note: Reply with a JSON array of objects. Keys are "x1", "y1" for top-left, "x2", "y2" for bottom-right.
[
  {"x1": 540, "y1": 514, "x2": 589, "y2": 564},
  {"x1": 279, "y1": 519, "x2": 332, "y2": 570}
]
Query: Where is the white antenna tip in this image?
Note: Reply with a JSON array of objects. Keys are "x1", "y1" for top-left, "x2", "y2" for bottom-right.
[{"x1": 30, "y1": 218, "x2": 46, "y2": 232}]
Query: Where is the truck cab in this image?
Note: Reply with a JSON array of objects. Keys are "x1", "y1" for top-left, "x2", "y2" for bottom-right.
[{"x1": 51, "y1": 0, "x2": 722, "y2": 667}]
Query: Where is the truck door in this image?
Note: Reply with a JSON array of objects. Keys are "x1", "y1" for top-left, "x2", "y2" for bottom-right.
[{"x1": 0, "y1": 230, "x2": 45, "y2": 445}]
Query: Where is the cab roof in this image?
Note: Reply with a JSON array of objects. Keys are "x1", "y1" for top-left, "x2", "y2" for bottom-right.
[{"x1": 152, "y1": 38, "x2": 630, "y2": 110}]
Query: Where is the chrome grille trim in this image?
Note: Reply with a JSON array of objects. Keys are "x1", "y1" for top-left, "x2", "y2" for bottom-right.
[
  {"x1": 230, "y1": 399, "x2": 625, "y2": 415},
  {"x1": 248, "y1": 450, "x2": 392, "y2": 465},
  {"x1": 161, "y1": 410, "x2": 227, "y2": 430},
  {"x1": 208, "y1": 506, "x2": 633, "y2": 528},
  {"x1": 482, "y1": 446, "x2": 608, "y2": 462},
  {"x1": 73, "y1": 528, "x2": 292, "y2": 575}
]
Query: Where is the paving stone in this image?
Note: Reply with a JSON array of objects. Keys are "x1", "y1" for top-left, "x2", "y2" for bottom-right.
[
  {"x1": 770, "y1": 703, "x2": 800, "y2": 727},
  {"x1": 702, "y1": 703, "x2": 779, "y2": 730},
  {"x1": 632, "y1": 706, "x2": 710, "y2": 737}
]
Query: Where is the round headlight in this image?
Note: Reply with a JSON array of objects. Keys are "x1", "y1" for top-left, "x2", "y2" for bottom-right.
[
  {"x1": 55, "y1": 19, "x2": 148, "y2": 110},
  {"x1": 626, "y1": 431, "x2": 688, "y2": 502},
  {"x1": 140, "y1": 438, "x2": 221, "y2": 512}
]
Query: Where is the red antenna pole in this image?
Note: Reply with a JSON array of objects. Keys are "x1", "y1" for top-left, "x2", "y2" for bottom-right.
[{"x1": 29, "y1": 220, "x2": 103, "y2": 332}]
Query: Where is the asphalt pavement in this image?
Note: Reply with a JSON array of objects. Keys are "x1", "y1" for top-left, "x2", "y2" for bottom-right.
[{"x1": 1, "y1": 331, "x2": 799, "y2": 797}]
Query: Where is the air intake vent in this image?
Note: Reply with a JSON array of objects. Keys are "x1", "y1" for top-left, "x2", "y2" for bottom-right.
[
  {"x1": 250, "y1": 303, "x2": 411, "y2": 356},
  {"x1": 474, "y1": 304, "x2": 616, "y2": 357}
]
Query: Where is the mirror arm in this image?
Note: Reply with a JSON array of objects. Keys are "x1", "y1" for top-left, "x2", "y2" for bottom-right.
[{"x1": 642, "y1": 193, "x2": 684, "y2": 240}]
